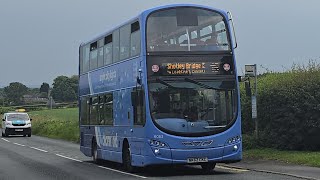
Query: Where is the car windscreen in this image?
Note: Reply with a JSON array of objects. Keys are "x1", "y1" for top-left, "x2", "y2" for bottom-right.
[{"x1": 7, "y1": 114, "x2": 29, "y2": 121}]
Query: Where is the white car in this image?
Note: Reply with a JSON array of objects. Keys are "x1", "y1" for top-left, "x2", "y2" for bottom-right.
[{"x1": 2, "y1": 112, "x2": 32, "y2": 137}]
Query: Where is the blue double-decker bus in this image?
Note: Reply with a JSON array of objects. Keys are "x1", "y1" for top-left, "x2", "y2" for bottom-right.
[{"x1": 79, "y1": 4, "x2": 241, "y2": 172}]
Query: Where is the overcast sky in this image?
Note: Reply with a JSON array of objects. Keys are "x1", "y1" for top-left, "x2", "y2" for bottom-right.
[{"x1": 1, "y1": 0, "x2": 319, "y2": 87}]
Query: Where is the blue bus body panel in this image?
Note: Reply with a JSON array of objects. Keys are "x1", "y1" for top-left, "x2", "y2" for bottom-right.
[
  {"x1": 140, "y1": 111, "x2": 242, "y2": 166},
  {"x1": 79, "y1": 58, "x2": 140, "y2": 96}
]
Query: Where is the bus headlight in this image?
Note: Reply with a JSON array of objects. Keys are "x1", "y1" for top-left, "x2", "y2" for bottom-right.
[
  {"x1": 226, "y1": 135, "x2": 241, "y2": 145},
  {"x1": 149, "y1": 139, "x2": 168, "y2": 148},
  {"x1": 154, "y1": 148, "x2": 160, "y2": 155},
  {"x1": 233, "y1": 145, "x2": 238, "y2": 151}
]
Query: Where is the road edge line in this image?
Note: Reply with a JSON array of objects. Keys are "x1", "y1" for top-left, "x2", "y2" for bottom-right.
[
  {"x1": 220, "y1": 164, "x2": 319, "y2": 180},
  {"x1": 55, "y1": 154, "x2": 83, "y2": 162},
  {"x1": 97, "y1": 165, "x2": 147, "y2": 179},
  {"x1": 1, "y1": 138, "x2": 10, "y2": 142},
  {"x1": 30, "y1": 147, "x2": 48, "y2": 153},
  {"x1": 13, "y1": 142, "x2": 25, "y2": 147}
]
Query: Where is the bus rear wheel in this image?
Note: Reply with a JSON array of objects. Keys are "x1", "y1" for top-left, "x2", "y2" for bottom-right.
[
  {"x1": 201, "y1": 163, "x2": 216, "y2": 173},
  {"x1": 122, "y1": 142, "x2": 136, "y2": 172}
]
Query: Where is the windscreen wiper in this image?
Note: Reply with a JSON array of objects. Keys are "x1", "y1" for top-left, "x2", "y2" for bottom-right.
[
  {"x1": 184, "y1": 78, "x2": 234, "y2": 90},
  {"x1": 204, "y1": 125, "x2": 226, "y2": 129},
  {"x1": 156, "y1": 78, "x2": 175, "y2": 88},
  {"x1": 184, "y1": 77, "x2": 212, "y2": 89}
]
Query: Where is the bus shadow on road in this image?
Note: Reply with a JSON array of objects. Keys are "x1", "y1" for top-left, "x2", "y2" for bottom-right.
[
  {"x1": 86, "y1": 160, "x2": 234, "y2": 177},
  {"x1": 141, "y1": 165, "x2": 235, "y2": 177}
]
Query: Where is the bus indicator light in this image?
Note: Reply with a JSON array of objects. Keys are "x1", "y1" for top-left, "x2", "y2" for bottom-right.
[
  {"x1": 152, "y1": 65, "x2": 159, "y2": 72},
  {"x1": 223, "y1": 63, "x2": 231, "y2": 71}
]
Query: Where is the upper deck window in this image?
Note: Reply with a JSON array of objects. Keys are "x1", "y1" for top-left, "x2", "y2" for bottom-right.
[
  {"x1": 147, "y1": 7, "x2": 230, "y2": 52},
  {"x1": 90, "y1": 42, "x2": 98, "y2": 70}
]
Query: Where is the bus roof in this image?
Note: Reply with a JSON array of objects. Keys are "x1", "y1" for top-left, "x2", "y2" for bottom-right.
[{"x1": 80, "y1": 4, "x2": 227, "y2": 46}]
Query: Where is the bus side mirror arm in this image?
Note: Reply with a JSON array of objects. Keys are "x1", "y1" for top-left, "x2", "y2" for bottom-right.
[
  {"x1": 137, "y1": 76, "x2": 141, "y2": 85},
  {"x1": 227, "y1": 11, "x2": 238, "y2": 49},
  {"x1": 137, "y1": 68, "x2": 142, "y2": 85}
]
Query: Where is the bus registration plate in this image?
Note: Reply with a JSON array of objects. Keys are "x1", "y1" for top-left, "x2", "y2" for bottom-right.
[
  {"x1": 187, "y1": 157, "x2": 208, "y2": 163},
  {"x1": 15, "y1": 129, "x2": 23, "y2": 132}
]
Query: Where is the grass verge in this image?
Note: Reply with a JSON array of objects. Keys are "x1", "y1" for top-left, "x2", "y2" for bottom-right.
[
  {"x1": 29, "y1": 108, "x2": 79, "y2": 143},
  {"x1": 243, "y1": 148, "x2": 320, "y2": 168}
]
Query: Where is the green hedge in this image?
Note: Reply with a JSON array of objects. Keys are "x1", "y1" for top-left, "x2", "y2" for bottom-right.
[
  {"x1": 241, "y1": 65, "x2": 320, "y2": 151},
  {"x1": 0, "y1": 107, "x2": 15, "y2": 114},
  {"x1": 29, "y1": 108, "x2": 79, "y2": 143}
]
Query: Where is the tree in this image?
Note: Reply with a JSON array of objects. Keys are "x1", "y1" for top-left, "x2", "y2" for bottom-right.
[
  {"x1": 70, "y1": 75, "x2": 79, "y2": 97},
  {"x1": 40, "y1": 82, "x2": 50, "y2": 94},
  {"x1": 4, "y1": 82, "x2": 28, "y2": 105},
  {"x1": 51, "y1": 76, "x2": 78, "y2": 102}
]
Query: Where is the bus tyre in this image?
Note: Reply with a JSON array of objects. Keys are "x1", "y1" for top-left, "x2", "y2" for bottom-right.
[
  {"x1": 122, "y1": 142, "x2": 136, "y2": 172},
  {"x1": 28, "y1": 133, "x2": 31, "y2": 137},
  {"x1": 201, "y1": 163, "x2": 216, "y2": 173},
  {"x1": 1, "y1": 131, "x2": 5, "y2": 137}
]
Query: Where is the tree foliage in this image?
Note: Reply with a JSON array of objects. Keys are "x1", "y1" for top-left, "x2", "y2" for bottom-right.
[
  {"x1": 241, "y1": 61, "x2": 320, "y2": 151},
  {"x1": 40, "y1": 82, "x2": 50, "y2": 93},
  {"x1": 51, "y1": 76, "x2": 78, "y2": 102},
  {"x1": 3, "y1": 82, "x2": 28, "y2": 105}
]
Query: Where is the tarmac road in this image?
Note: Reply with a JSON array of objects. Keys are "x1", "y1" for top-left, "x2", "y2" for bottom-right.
[{"x1": 0, "y1": 134, "x2": 305, "y2": 180}]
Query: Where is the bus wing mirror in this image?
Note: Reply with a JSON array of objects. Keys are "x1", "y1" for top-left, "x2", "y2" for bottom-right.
[
  {"x1": 30, "y1": 118, "x2": 32, "y2": 121},
  {"x1": 238, "y1": 76, "x2": 242, "y2": 82},
  {"x1": 2, "y1": 119, "x2": 5, "y2": 121}
]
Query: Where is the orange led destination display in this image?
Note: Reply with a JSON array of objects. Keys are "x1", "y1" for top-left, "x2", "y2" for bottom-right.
[
  {"x1": 164, "y1": 62, "x2": 220, "y2": 75},
  {"x1": 147, "y1": 56, "x2": 233, "y2": 76}
]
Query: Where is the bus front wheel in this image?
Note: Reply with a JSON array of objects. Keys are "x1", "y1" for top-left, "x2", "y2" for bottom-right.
[{"x1": 201, "y1": 163, "x2": 216, "y2": 173}]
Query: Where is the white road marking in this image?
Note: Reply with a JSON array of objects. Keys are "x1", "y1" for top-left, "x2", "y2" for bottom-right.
[
  {"x1": 97, "y1": 165, "x2": 147, "y2": 179},
  {"x1": 55, "y1": 153, "x2": 147, "y2": 178},
  {"x1": 55, "y1": 154, "x2": 83, "y2": 162},
  {"x1": 30, "y1": 147, "x2": 48, "y2": 153},
  {"x1": 1, "y1": 138, "x2": 10, "y2": 142},
  {"x1": 216, "y1": 165, "x2": 249, "y2": 172},
  {"x1": 13, "y1": 142, "x2": 25, "y2": 147}
]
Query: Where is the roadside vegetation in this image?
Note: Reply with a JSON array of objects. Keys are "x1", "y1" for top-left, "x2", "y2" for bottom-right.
[
  {"x1": 243, "y1": 148, "x2": 320, "y2": 168},
  {"x1": 240, "y1": 60, "x2": 320, "y2": 168},
  {"x1": 241, "y1": 60, "x2": 320, "y2": 151},
  {"x1": 28, "y1": 108, "x2": 79, "y2": 143}
]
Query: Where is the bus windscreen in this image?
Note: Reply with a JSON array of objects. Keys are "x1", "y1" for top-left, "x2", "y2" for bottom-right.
[{"x1": 147, "y1": 7, "x2": 230, "y2": 52}]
